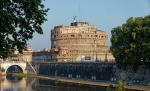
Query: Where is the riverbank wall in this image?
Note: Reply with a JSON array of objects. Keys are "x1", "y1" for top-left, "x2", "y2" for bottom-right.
[
  {"x1": 37, "y1": 62, "x2": 150, "y2": 85},
  {"x1": 35, "y1": 75, "x2": 150, "y2": 91}
]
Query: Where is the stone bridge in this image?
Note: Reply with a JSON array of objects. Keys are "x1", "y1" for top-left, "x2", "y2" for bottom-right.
[
  {"x1": 0, "y1": 61, "x2": 27, "y2": 74},
  {"x1": 0, "y1": 48, "x2": 32, "y2": 75}
]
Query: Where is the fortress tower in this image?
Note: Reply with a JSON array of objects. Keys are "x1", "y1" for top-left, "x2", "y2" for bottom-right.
[{"x1": 51, "y1": 22, "x2": 114, "y2": 62}]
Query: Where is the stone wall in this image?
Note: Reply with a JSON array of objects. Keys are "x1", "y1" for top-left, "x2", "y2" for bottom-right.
[
  {"x1": 39, "y1": 62, "x2": 115, "y2": 81},
  {"x1": 38, "y1": 62, "x2": 150, "y2": 85}
]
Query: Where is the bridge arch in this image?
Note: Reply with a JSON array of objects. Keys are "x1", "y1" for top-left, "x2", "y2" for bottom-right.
[
  {"x1": 0, "y1": 61, "x2": 27, "y2": 74},
  {"x1": 6, "y1": 65, "x2": 23, "y2": 73}
]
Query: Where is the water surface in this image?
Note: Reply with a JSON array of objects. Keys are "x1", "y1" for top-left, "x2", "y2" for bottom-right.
[
  {"x1": 0, "y1": 75, "x2": 108, "y2": 91},
  {"x1": 0, "y1": 75, "x2": 140, "y2": 91}
]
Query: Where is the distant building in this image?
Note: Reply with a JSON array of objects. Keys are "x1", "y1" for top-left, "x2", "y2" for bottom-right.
[
  {"x1": 32, "y1": 50, "x2": 52, "y2": 62},
  {"x1": 0, "y1": 47, "x2": 33, "y2": 62},
  {"x1": 51, "y1": 22, "x2": 114, "y2": 62}
]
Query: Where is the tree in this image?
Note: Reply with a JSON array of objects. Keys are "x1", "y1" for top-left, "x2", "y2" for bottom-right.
[
  {"x1": 111, "y1": 15, "x2": 150, "y2": 69},
  {"x1": 0, "y1": 0, "x2": 49, "y2": 59}
]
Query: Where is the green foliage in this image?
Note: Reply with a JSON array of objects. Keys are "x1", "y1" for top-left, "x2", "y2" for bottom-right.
[
  {"x1": 117, "y1": 81, "x2": 125, "y2": 91},
  {"x1": 0, "y1": 0, "x2": 49, "y2": 59},
  {"x1": 0, "y1": 67, "x2": 5, "y2": 72},
  {"x1": 111, "y1": 15, "x2": 150, "y2": 69}
]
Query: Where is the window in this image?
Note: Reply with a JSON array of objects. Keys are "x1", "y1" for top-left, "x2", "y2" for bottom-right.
[{"x1": 71, "y1": 35, "x2": 75, "y2": 37}]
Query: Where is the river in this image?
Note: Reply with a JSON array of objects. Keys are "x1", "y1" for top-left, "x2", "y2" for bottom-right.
[
  {"x1": 0, "y1": 74, "x2": 110, "y2": 91},
  {"x1": 0, "y1": 74, "x2": 143, "y2": 91}
]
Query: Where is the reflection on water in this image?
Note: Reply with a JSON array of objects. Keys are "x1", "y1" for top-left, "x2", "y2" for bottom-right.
[
  {"x1": 0, "y1": 75, "x2": 139, "y2": 91},
  {"x1": 32, "y1": 79, "x2": 107, "y2": 91},
  {"x1": 0, "y1": 75, "x2": 108, "y2": 91},
  {"x1": 6, "y1": 74, "x2": 23, "y2": 82},
  {"x1": 0, "y1": 75, "x2": 27, "y2": 91}
]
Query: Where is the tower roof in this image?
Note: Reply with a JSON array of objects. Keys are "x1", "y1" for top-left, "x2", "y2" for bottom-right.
[{"x1": 70, "y1": 22, "x2": 89, "y2": 26}]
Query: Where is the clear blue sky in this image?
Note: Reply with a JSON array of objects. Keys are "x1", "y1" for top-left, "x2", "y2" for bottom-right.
[{"x1": 29, "y1": 0, "x2": 150, "y2": 51}]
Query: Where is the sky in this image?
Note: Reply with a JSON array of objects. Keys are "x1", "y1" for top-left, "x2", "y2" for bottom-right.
[{"x1": 29, "y1": 0, "x2": 150, "y2": 51}]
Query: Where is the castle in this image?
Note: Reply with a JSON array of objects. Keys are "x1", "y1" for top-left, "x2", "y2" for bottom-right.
[{"x1": 50, "y1": 22, "x2": 114, "y2": 62}]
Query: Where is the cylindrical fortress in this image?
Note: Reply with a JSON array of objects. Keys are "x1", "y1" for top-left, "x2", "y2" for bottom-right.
[{"x1": 51, "y1": 22, "x2": 114, "y2": 62}]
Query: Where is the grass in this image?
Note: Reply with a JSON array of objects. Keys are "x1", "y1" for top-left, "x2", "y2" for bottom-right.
[
  {"x1": 117, "y1": 81, "x2": 126, "y2": 91},
  {"x1": 106, "y1": 81, "x2": 126, "y2": 91}
]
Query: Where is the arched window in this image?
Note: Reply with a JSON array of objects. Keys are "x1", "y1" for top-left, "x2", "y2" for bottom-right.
[
  {"x1": 71, "y1": 35, "x2": 75, "y2": 37},
  {"x1": 95, "y1": 35, "x2": 98, "y2": 37}
]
